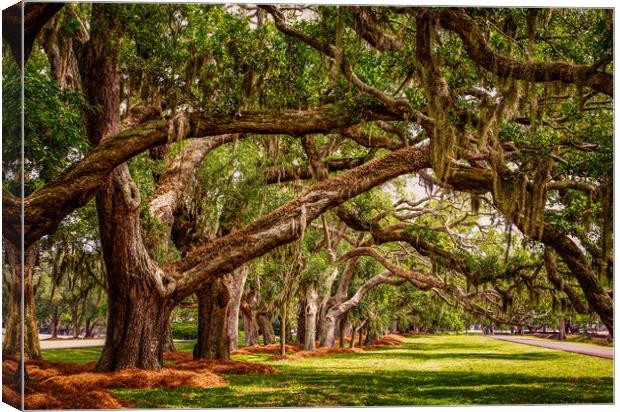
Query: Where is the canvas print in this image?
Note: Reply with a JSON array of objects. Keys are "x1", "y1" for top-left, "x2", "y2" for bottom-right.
[{"x1": 1, "y1": 1, "x2": 614, "y2": 409}]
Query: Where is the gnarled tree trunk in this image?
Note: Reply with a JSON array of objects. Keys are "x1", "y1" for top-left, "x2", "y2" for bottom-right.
[{"x1": 193, "y1": 275, "x2": 231, "y2": 360}]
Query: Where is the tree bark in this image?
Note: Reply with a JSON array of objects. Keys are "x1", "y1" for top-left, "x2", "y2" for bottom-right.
[
  {"x1": 558, "y1": 318, "x2": 566, "y2": 341},
  {"x1": 339, "y1": 316, "x2": 348, "y2": 348},
  {"x1": 280, "y1": 312, "x2": 287, "y2": 356},
  {"x1": 83, "y1": 4, "x2": 177, "y2": 371},
  {"x1": 51, "y1": 309, "x2": 60, "y2": 339},
  {"x1": 193, "y1": 276, "x2": 231, "y2": 360},
  {"x1": 2, "y1": 241, "x2": 41, "y2": 359},
  {"x1": 161, "y1": 315, "x2": 176, "y2": 352},
  {"x1": 2, "y1": 2, "x2": 64, "y2": 67},
  {"x1": 304, "y1": 286, "x2": 319, "y2": 350},
  {"x1": 296, "y1": 299, "x2": 305, "y2": 345},
  {"x1": 321, "y1": 314, "x2": 338, "y2": 348},
  {"x1": 227, "y1": 267, "x2": 248, "y2": 351},
  {"x1": 257, "y1": 312, "x2": 275, "y2": 345},
  {"x1": 240, "y1": 288, "x2": 259, "y2": 346}
]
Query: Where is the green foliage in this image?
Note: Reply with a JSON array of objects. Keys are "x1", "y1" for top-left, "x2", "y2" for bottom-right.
[
  {"x1": 2, "y1": 48, "x2": 89, "y2": 195},
  {"x1": 441, "y1": 310, "x2": 466, "y2": 334},
  {"x1": 171, "y1": 321, "x2": 198, "y2": 340}
]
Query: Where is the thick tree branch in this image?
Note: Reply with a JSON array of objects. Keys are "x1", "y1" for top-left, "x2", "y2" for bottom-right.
[
  {"x1": 2, "y1": 2, "x2": 64, "y2": 67},
  {"x1": 9, "y1": 105, "x2": 396, "y2": 248},
  {"x1": 148, "y1": 135, "x2": 239, "y2": 229},
  {"x1": 347, "y1": 7, "x2": 403, "y2": 52},
  {"x1": 264, "y1": 157, "x2": 366, "y2": 184},
  {"x1": 171, "y1": 144, "x2": 431, "y2": 300},
  {"x1": 436, "y1": 9, "x2": 613, "y2": 96},
  {"x1": 543, "y1": 248, "x2": 589, "y2": 315}
]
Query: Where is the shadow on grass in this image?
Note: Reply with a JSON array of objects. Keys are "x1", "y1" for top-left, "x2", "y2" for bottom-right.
[
  {"x1": 345, "y1": 350, "x2": 562, "y2": 362},
  {"x1": 112, "y1": 368, "x2": 613, "y2": 408}
]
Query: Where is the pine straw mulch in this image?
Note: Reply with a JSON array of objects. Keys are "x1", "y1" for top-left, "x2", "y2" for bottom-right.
[
  {"x1": 2, "y1": 352, "x2": 276, "y2": 410},
  {"x1": 265, "y1": 334, "x2": 404, "y2": 361},
  {"x1": 232, "y1": 343, "x2": 303, "y2": 355}
]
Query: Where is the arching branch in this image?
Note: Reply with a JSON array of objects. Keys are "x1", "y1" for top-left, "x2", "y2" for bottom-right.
[{"x1": 436, "y1": 9, "x2": 613, "y2": 96}]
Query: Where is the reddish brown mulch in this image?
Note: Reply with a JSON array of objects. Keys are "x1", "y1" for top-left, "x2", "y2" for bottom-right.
[
  {"x1": 265, "y1": 334, "x2": 403, "y2": 361},
  {"x1": 237, "y1": 343, "x2": 302, "y2": 354},
  {"x1": 2, "y1": 352, "x2": 275, "y2": 410}
]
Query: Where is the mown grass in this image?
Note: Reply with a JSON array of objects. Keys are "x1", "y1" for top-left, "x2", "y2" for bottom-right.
[{"x1": 41, "y1": 335, "x2": 613, "y2": 406}]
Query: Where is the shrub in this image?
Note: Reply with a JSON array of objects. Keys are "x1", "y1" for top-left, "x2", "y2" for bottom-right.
[{"x1": 171, "y1": 322, "x2": 197, "y2": 340}]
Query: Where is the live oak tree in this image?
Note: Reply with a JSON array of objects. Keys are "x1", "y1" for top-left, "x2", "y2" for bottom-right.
[{"x1": 2, "y1": 3, "x2": 613, "y2": 370}]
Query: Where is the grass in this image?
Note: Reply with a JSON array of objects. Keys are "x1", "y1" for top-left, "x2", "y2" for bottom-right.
[{"x1": 41, "y1": 334, "x2": 613, "y2": 406}]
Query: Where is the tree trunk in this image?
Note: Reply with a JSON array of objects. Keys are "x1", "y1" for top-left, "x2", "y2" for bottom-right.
[
  {"x1": 296, "y1": 299, "x2": 305, "y2": 345},
  {"x1": 558, "y1": 318, "x2": 566, "y2": 341},
  {"x1": 96, "y1": 272, "x2": 174, "y2": 371},
  {"x1": 84, "y1": 319, "x2": 92, "y2": 338},
  {"x1": 82, "y1": 4, "x2": 180, "y2": 371},
  {"x1": 349, "y1": 327, "x2": 356, "y2": 348},
  {"x1": 285, "y1": 320, "x2": 293, "y2": 344},
  {"x1": 161, "y1": 314, "x2": 176, "y2": 352},
  {"x1": 2, "y1": 241, "x2": 42, "y2": 359},
  {"x1": 257, "y1": 312, "x2": 275, "y2": 345},
  {"x1": 321, "y1": 314, "x2": 338, "y2": 348},
  {"x1": 193, "y1": 276, "x2": 231, "y2": 360},
  {"x1": 304, "y1": 286, "x2": 319, "y2": 350},
  {"x1": 51, "y1": 310, "x2": 60, "y2": 339},
  {"x1": 358, "y1": 327, "x2": 364, "y2": 346},
  {"x1": 242, "y1": 311, "x2": 259, "y2": 346},
  {"x1": 280, "y1": 312, "x2": 287, "y2": 356},
  {"x1": 227, "y1": 267, "x2": 248, "y2": 351},
  {"x1": 390, "y1": 320, "x2": 398, "y2": 334}
]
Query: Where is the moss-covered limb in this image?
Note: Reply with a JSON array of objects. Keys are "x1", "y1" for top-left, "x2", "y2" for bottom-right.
[
  {"x1": 444, "y1": 167, "x2": 614, "y2": 335},
  {"x1": 263, "y1": 157, "x2": 366, "y2": 185},
  {"x1": 190, "y1": 105, "x2": 399, "y2": 138},
  {"x1": 11, "y1": 104, "x2": 396, "y2": 249},
  {"x1": 339, "y1": 126, "x2": 404, "y2": 150},
  {"x1": 415, "y1": 10, "x2": 460, "y2": 182},
  {"x1": 11, "y1": 120, "x2": 168, "y2": 248},
  {"x1": 540, "y1": 225, "x2": 613, "y2": 335},
  {"x1": 436, "y1": 9, "x2": 613, "y2": 96},
  {"x1": 543, "y1": 248, "x2": 589, "y2": 315},
  {"x1": 260, "y1": 5, "x2": 412, "y2": 118},
  {"x1": 2, "y1": 2, "x2": 64, "y2": 67},
  {"x1": 171, "y1": 144, "x2": 430, "y2": 300},
  {"x1": 347, "y1": 7, "x2": 403, "y2": 52}
]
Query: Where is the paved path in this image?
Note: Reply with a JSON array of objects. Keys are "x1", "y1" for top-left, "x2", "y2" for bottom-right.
[
  {"x1": 40, "y1": 338, "x2": 106, "y2": 350},
  {"x1": 490, "y1": 335, "x2": 614, "y2": 360},
  {"x1": 38, "y1": 338, "x2": 195, "y2": 350}
]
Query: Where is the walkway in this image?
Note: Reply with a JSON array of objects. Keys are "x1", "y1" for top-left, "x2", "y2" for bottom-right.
[
  {"x1": 40, "y1": 338, "x2": 105, "y2": 350},
  {"x1": 39, "y1": 337, "x2": 194, "y2": 350},
  {"x1": 490, "y1": 335, "x2": 614, "y2": 360}
]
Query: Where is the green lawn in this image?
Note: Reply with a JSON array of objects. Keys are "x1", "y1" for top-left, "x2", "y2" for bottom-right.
[{"x1": 41, "y1": 335, "x2": 613, "y2": 406}]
